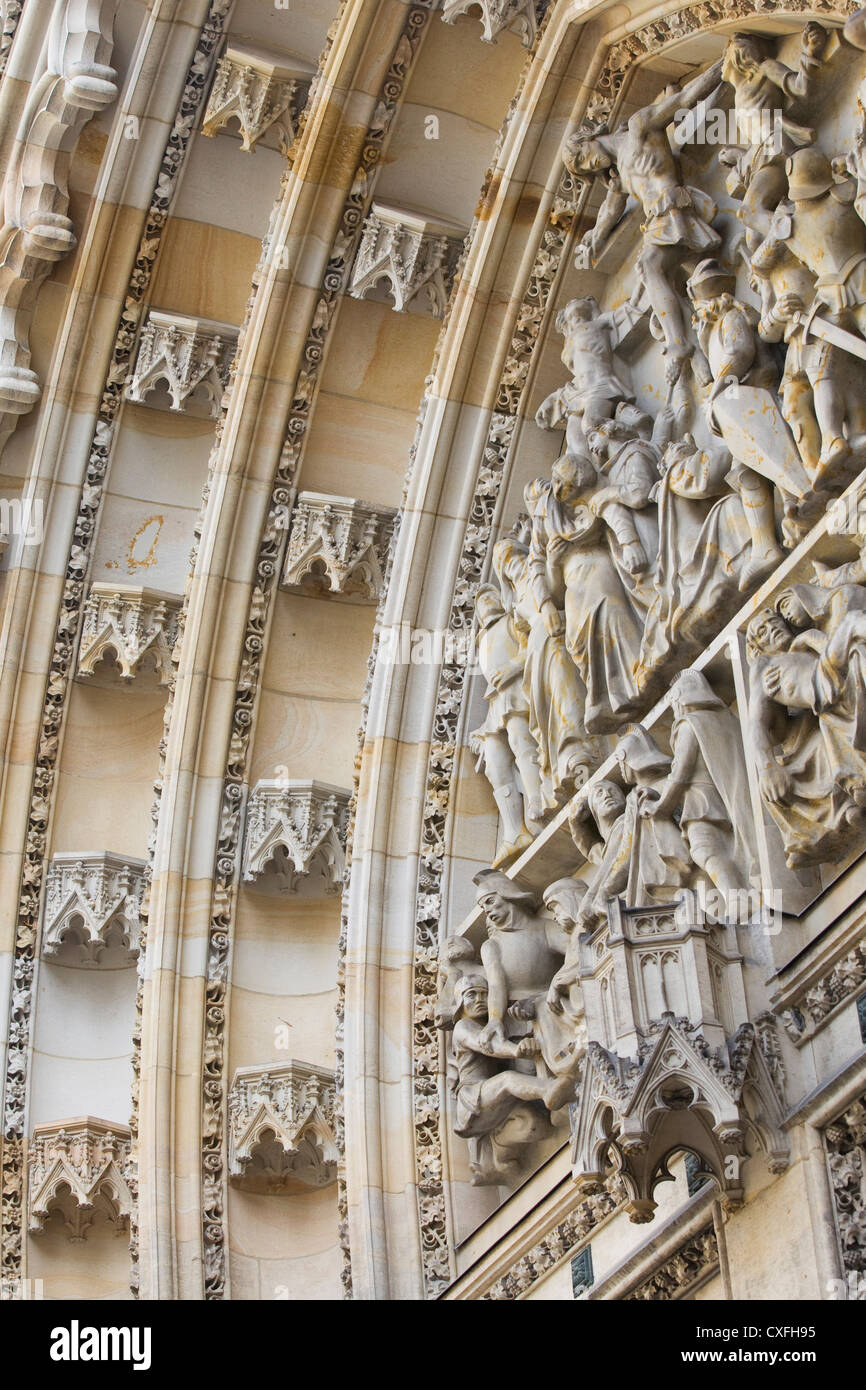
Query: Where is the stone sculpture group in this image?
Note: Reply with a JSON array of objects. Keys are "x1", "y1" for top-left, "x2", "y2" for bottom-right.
[{"x1": 443, "y1": 16, "x2": 866, "y2": 1194}]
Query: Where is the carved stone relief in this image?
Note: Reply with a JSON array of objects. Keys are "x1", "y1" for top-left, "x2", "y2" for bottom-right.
[
  {"x1": 0, "y1": 0, "x2": 235, "y2": 1296},
  {"x1": 436, "y1": 6, "x2": 866, "y2": 1278},
  {"x1": 0, "y1": 0, "x2": 119, "y2": 457},
  {"x1": 825, "y1": 1096, "x2": 866, "y2": 1278},
  {"x1": 195, "y1": 0, "x2": 438, "y2": 1300},
  {"x1": 441, "y1": 0, "x2": 538, "y2": 49},
  {"x1": 42, "y1": 851, "x2": 146, "y2": 966},
  {"x1": 623, "y1": 1225, "x2": 719, "y2": 1300}
]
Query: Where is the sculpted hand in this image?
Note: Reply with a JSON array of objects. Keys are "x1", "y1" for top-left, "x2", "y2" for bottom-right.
[
  {"x1": 775, "y1": 292, "x2": 804, "y2": 322},
  {"x1": 621, "y1": 539, "x2": 649, "y2": 574},
  {"x1": 812, "y1": 560, "x2": 835, "y2": 589},
  {"x1": 542, "y1": 601, "x2": 565, "y2": 637},
  {"x1": 546, "y1": 976, "x2": 567, "y2": 1014},
  {"x1": 760, "y1": 763, "x2": 791, "y2": 804},
  {"x1": 517, "y1": 1037, "x2": 541, "y2": 1058},
  {"x1": 638, "y1": 787, "x2": 661, "y2": 818},
  {"x1": 478, "y1": 1021, "x2": 507, "y2": 1052}
]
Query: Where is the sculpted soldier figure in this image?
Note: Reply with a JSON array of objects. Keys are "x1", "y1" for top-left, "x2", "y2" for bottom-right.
[
  {"x1": 469, "y1": 582, "x2": 542, "y2": 864},
  {"x1": 686, "y1": 257, "x2": 797, "y2": 577},
  {"x1": 565, "y1": 59, "x2": 724, "y2": 377},
  {"x1": 755, "y1": 149, "x2": 866, "y2": 480}
]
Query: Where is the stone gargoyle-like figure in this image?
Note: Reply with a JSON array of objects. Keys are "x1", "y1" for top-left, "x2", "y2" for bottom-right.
[
  {"x1": 746, "y1": 597, "x2": 866, "y2": 868},
  {"x1": 449, "y1": 971, "x2": 576, "y2": 1187},
  {"x1": 638, "y1": 669, "x2": 759, "y2": 899},
  {"x1": 565, "y1": 58, "x2": 724, "y2": 378},
  {"x1": 535, "y1": 291, "x2": 643, "y2": 444},
  {"x1": 473, "y1": 868, "x2": 568, "y2": 1050},
  {"x1": 469, "y1": 581, "x2": 542, "y2": 864},
  {"x1": 686, "y1": 256, "x2": 804, "y2": 569}
]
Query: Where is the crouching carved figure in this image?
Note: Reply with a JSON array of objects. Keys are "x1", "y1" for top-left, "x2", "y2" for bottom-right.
[{"x1": 436, "y1": 869, "x2": 585, "y2": 1186}]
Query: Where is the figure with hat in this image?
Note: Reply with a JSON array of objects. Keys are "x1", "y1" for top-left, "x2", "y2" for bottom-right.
[
  {"x1": 472, "y1": 869, "x2": 568, "y2": 1053},
  {"x1": 564, "y1": 59, "x2": 724, "y2": 381},
  {"x1": 686, "y1": 256, "x2": 799, "y2": 582},
  {"x1": 638, "y1": 669, "x2": 759, "y2": 900}
]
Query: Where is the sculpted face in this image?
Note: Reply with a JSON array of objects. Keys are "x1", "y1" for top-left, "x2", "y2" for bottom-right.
[
  {"x1": 567, "y1": 297, "x2": 595, "y2": 323},
  {"x1": 748, "y1": 610, "x2": 791, "y2": 656},
  {"x1": 588, "y1": 780, "x2": 625, "y2": 826},
  {"x1": 461, "y1": 982, "x2": 489, "y2": 1022},
  {"x1": 572, "y1": 138, "x2": 610, "y2": 174},
  {"x1": 478, "y1": 890, "x2": 513, "y2": 929},
  {"x1": 776, "y1": 591, "x2": 810, "y2": 629},
  {"x1": 552, "y1": 458, "x2": 582, "y2": 502}
]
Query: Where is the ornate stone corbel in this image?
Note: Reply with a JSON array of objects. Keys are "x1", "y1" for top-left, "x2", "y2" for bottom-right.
[
  {"x1": 0, "y1": 0, "x2": 119, "y2": 457},
  {"x1": 42, "y1": 851, "x2": 147, "y2": 965},
  {"x1": 572, "y1": 1015, "x2": 789, "y2": 1223},
  {"x1": 76, "y1": 583, "x2": 181, "y2": 683},
  {"x1": 281, "y1": 492, "x2": 396, "y2": 601},
  {"x1": 242, "y1": 779, "x2": 350, "y2": 893},
  {"x1": 228, "y1": 1061, "x2": 337, "y2": 1191},
  {"x1": 349, "y1": 202, "x2": 465, "y2": 317},
  {"x1": 201, "y1": 43, "x2": 314, "y2": 152},
  {"x1": 125, "y1": 310, "x2": 237, "y2": 416},
  {"x1": 441, "y1": 0, "x2": 538, "y2": 48},
  {"x1": 28, "y1": 1117, "x2": 133, "y2": 1240}
]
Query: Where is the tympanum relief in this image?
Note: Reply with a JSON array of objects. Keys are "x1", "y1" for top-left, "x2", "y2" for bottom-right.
[{"x1": 442, "y1": 16, "x2": 866, "y2": 1220}]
